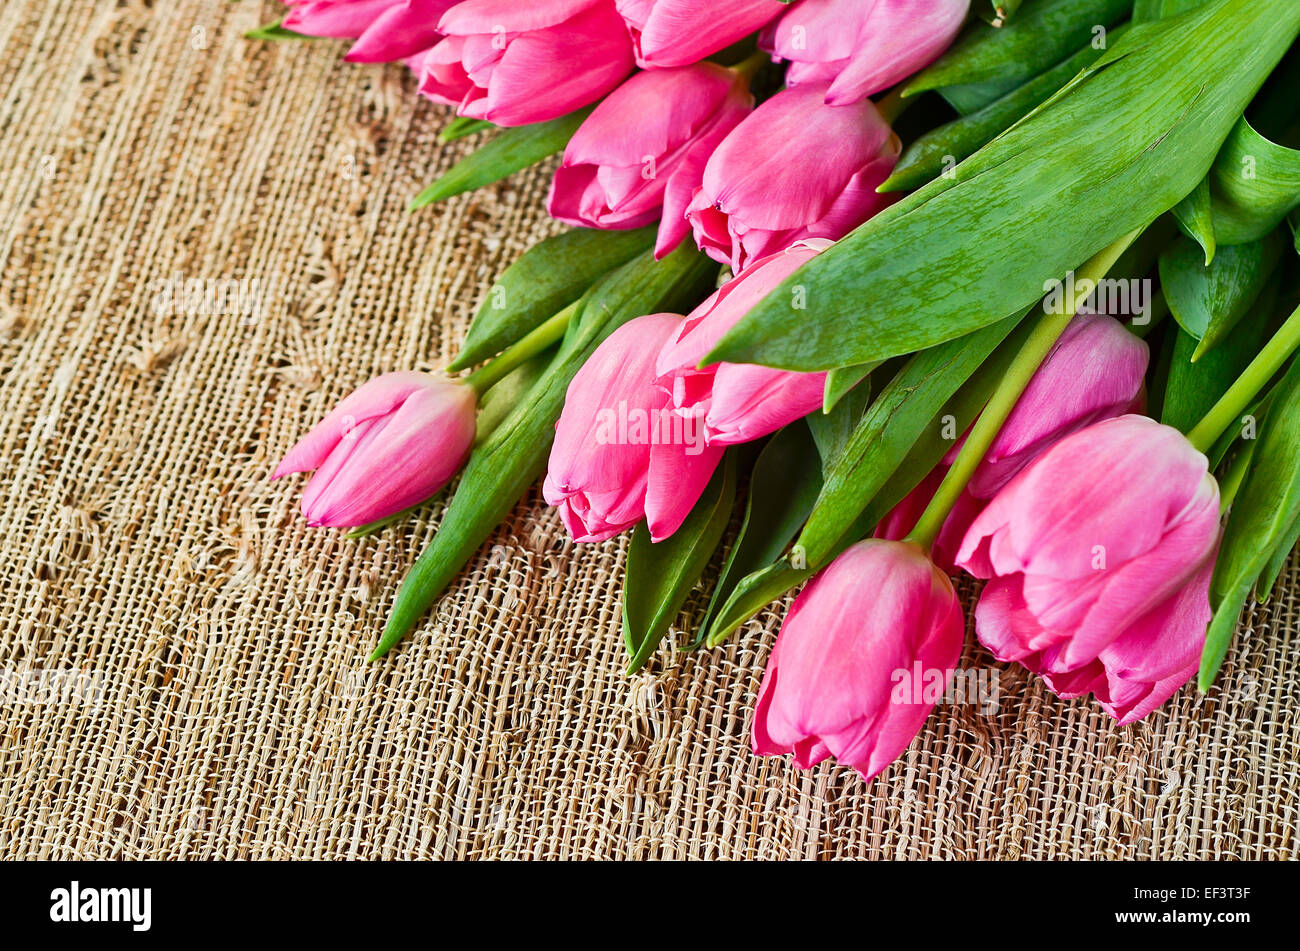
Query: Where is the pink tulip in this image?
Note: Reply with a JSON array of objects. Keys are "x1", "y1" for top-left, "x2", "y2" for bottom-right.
[
  {"x1": 685, "y1": 83, "x2": 900, "y2": 272},
  {"x1": 347, "y1": 0, "x2": 462, "y2": 63},
  {"x1": 273, "y1": 371, "x2": 477, "y2": 528},
  {"x1": 655, "y1": 241, "x2": 830, "y2": 446},
  {"x1": 548, "y1": 64, "x2": 753, "y2": 258},
  {"x1": 955, "y1": 415, "x2": 1221, "y2": 720},
  {"x1": 876, "y1": 314, "x2": 1149, "y2": 568},
  {"x1": 544, "y1": 314, "x2": 724, "y2": 543},
  {"x1": 752, "y1": 539, "x2": 965, "y2": 782},
  {"x1": 281, "y1": 0, "x2": 398, "y2": 39},
  {"x1": 615, "y1": 0, "x2": 786, "y2": 69},
  {"x1": 419, "y1": 0, "x2": 635, "y2": 126},
  {"x1": 1027, "y1": 551, "x2": 1214, "y2": 725},
  {"x1": 760, "y1": 0, "x2": 971, "y2": 105}
]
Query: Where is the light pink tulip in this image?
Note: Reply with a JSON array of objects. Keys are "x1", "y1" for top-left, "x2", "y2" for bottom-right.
[
  {"x1": 544, "y1": 314, "x2": 724, "y2": 543},
  {"x1": 876, "y1": 314, "x2": 1150, "y2": 569},
  {"x1": 685, "y1": 83, "x2": 900, "y2": 272},
  {"x1": 655, "y1": 241, "x2": 829, "y2": 446},
  {"x1": 615, "y1": 0, "x2": 786, "y2": 69},
  {"x1": 282, "y1": 0, "x2": 398, "y2": 38},
  {"x1": 274, "y1": 371, "x2": 477, "y2": 528},
  {"x1": 347, "y1": 0, "x2": 462, "y2": 63},
  {"x1": 956, "y1": 415, "x2": 1220, "y2": 720},
  {"x1": 548, "y1": 64, "x2": 753, "y2": 258},
  {"x1": 752, "y1": 539, "x2": 965, "y2": 782},
  {"x1": 760, "y1": 0, "x2": 971, "y2": 105},
  {"x1": 419, "y1": 0, "x2": 635, "y2": 126}
]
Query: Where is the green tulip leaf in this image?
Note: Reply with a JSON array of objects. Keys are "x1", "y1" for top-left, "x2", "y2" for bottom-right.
[
  {"x1": 1160, "y1": 278, "x2": 1277, "y2": 434},
  {"x1": 1203, "y1": 116, "x2": 1300, "y2": 247},
  {"x1": 692, "y1": 426, "x2": 822, "y2": 649},
  {"x1": 821, "y1": 362, "x2": 877, "y2": 413},
  {"x1": 409, "y1": 106, "x2": 592, "y2": 210},
  {"x1": 448, "y1": 225, "x2": 657, "y2": 371},
  {"x1": 1158, "y1": 232, "x2": 1283, "y2": 359},
  {"x1": 439, "y1": 117, "x2": 495, "y2": 143},
  {"x1": 808, "y1": 380, "x2": 875, "y2": 473},
  {"x1": 1172, "y1": 178, "x2": 1217, "y2": 265},
  {"x1": 710, "y1": 0, "x2": 1300, "y2": 372},
  {"x1": 624, "y1": 455, "x2": 736, "y2": 674},
  {"x1": 1255, "y1": 509, "x2": 1300, "y2": 603},
  {"x1": 885, "y1": 34, "x2": 1112, "y2": 193},
  {"x1": 906, "y1": 0, "x2": 1130, "y2": 96},
  {"x1": 245, "y1": 18, "x2": 312, "y2": 41},
  {"x1": 373, "y1": 244, "x2": 717, "y2": 660},
  {"x1": 1201, "y1": 355, "x2": 1300, "y2": 688}
]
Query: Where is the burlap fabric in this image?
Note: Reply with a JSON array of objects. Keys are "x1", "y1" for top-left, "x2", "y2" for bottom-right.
[{"x1": 0, "y1": 0, "x2": 1295, "y2": 861}]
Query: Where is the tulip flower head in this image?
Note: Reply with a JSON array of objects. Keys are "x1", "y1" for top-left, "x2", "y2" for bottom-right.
[
  {"x1": 274, "y1": 371, "x2": 477, "y2": 528},
  {"x1": 956, "y1": 415, "x2": 1221, "y2": 723},
  {"x1": 548, "y1": 64, "x2": 754, "y2": 258},
  {"x1": 544, "y1": 314, "x2": 724, "y2": 543},
  {"x1": 685, "y1": 83, "x2": 900, "y2": 273},
  {"x1": 420, "y1": 0, "x2": 636, "y2": 125},
  {"x1": 752, "y1": 539, "x2": 965, "y2": 781},
  {"x1": 760, "y1": 0, "x2": 971, "y2": 105},
  {"x1": 615, "y1": 0, "x2": 786, "y2": 69},
  {"x1": 655, "y1": 241, "x2": 830, "y2": 446}
]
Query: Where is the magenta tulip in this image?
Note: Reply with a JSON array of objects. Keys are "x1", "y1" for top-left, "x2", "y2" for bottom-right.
[
  {"x1": 548, "y1": 64, "x2": 753, "y2": 258},
  {"x1": 544, "y1": 314, "x2": 724, "y2": 543},
  {"x1": 281, "y1": 0, "x2": 398, "y2": 39},
  {"x1": 877, "y1": 314, "x2": 1149, "y2": 569},
  {"x1": 685, "y1": 83, "x2": 900, "y2": 272},
  {"x1": 655, "y1": 241, "x2": 829, "y2": 446},
  {"x1": 956, "y1": 415, "x2": 1220, "y2": 717},
  {"x1": 615, "y1": 0, "x2": 786, "y2": 69},
  {"x1": 419, "y1": 0, "x2": 635, "y2": 125},
  {"x1": 760, "y1": 0, "x2": 971, "y2": 105},
  {"x1": 274, "y1": 371, "x2": 477, "y2": 528},
  {"x1": 752, "y1": 539, "x2": 965, "y2": 782},
  {"x1": 346, "y1": 0, "x2": 461, "y2": 63}
]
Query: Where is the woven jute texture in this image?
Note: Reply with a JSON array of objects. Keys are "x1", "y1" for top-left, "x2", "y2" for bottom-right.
[{"x1": 1, "y1": 0, "x2": 1296, "y2": 861}]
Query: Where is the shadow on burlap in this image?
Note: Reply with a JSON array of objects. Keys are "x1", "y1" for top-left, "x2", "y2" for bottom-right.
[{"x1": 0, "y1": 0, "x2": 1295, "y2": 860}]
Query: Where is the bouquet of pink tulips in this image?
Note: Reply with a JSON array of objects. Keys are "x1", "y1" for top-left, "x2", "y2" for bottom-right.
[{"x1": 260, "y1": 0, "x2": 1300, "y2": 783}]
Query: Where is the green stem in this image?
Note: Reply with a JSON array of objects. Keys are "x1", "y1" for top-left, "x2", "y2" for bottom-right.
[
  {"x1": 731, "y1": 51, "x2": 769, "y2": 82},
  {"x1": 1186, "y1": 302, "x2": 1300, "y2": 453},
  {"x1": 905, "y1": 231, "x2": 1140, "y2": 551},
  {"x1": 874, "y1": 85, "x2": 912, "y2": 124},
  {"x1": 463, "y1": 300, "x2": 577, "y2": 395}
]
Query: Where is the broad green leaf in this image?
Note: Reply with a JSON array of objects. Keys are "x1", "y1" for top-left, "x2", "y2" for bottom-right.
[
  {"x1": 885, "y1": 35, "x2": 1111, "y2": 193},
  {"x1": 692, "y1": 426, "x2": 822, "y2": 648},
  {"x1": 906, "y1": 0, "x2": 1130, "y2": 95},
  {"x1": 807, "y1": 381, "x2": 874, "y2": 473},
  {"x1": 1255, "y1": 509, "x2": 1300, "y2": 603},
  {"x1": 1204, "y1": 117, "x2": 1300, "y2": 247},
  {"x1": 1160, "y1": 279, "x2": 1277, "y2": 433},
  {"x1": 711, "y1": 0, "x2": 1300, "y2": 372},
  {"x1": 245, "y1": 18, "x2": 312, "y2": 41},
  {"x1": 822, "y1": 362, "x2": 877, "y2": 413},
  {"x1": 1172, "y1": 179, "x2": 1217, "y2": 265},
  {"x1": 1132, "y1": 0, "x2": 1210, "y2": 21},
  {"x1": 937, "y1": 78, "x2": 1025, "y2": 116},
  {"x1": 1201, "y1": 355, "x2": 1300, "y2": 687},
  {"x1": 409, "y1": 106, "x2": 591, "y2": 209},
  {"x1": 448, "y1": 226, "x2": 656, "y2": 371},
  {"x1": 796, "y1": 312, "x2": 1024, "y2": 571},
  {"x1": 373, "y1": 244, "x2": 717, "y2": 660},
  {"x1": 439, "y1": 117, "x2": 494, "y2": 143},
  {"x1": 624, "y1": 456, "x2": 736, "y2": 673},
  {"x1": 1158, "y1": 232, "x2": 1283, "y2": 359}
]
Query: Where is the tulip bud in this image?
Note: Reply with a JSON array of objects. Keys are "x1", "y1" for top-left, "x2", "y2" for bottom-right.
[
  {"x1": 956, "y1": 415, "x2": 1221, "y2": 722},
  {"x1": 544, "y1": 314, "x2": 724, "y2": 543},
  {"x1": 548, "y1": 64, "x2": 754, "y2": 259},
  {"x1": 685, "y1": 83, "x2": 900, "y2": 273},
  {"x1": 345, "y1": 0, "x2": 461, "y2": 63},
  {"x1": 420, "y1": 0, "x2": 635, "y2": 126},
  {"x1": 274, "y1": 371, "x2": 477, "y2": 528},
  {"x1": 655, "y1": 241, "x2": 830, "y2": 446},
  {"x1": 615, "y1": 0, "x2": 786, "y2": 69},
  {"x1": 752, "y1": 539, "x2": 965, "y2": 782},
  {"x1": 760, "y1": 0, "x2": 971, "y2": 105}
]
